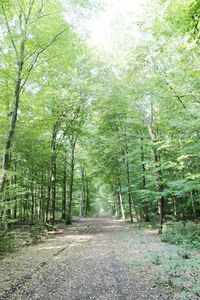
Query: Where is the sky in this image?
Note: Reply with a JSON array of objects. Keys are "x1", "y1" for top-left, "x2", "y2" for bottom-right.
[
  {"x1": 88, "y1": 0, "x2": 145, "y2": 49},
  {"x1": 63, "y1": 0, "x2": 148, "y2": 57}
]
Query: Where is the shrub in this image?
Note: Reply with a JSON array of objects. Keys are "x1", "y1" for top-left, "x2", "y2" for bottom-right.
[
  {"x1": 0, "y1": 224, "x2": 45, "y2": 256},
  {"x1": 0, "y1": 231, "x2": 21, "y2": 255},
  {"x1": 161, "y1": 221, "x2": 200, "y2": 249}
]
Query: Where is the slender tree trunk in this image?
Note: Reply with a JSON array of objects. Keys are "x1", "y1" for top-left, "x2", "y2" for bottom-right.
[
  {"x1": 0, "y1": 63, "x2": 24, "y2": 229},
  {"x1": 42, "y1": 185, "x2": 47, "y2": 223},
  {"x1": 66, "y1": 138, "x2": 77, "y2": 224},
  {"x1": 49, "y1": 125, "x2": 58, "y2": 225},
  {"x1": 50, "y1": 153, "x2": 56, "y2": 225},
  {"x1": 153, "y1": 145, "x2": 165, "y2": 233},
  {"x1": 62, "y1": 153, "x2": 67, "y2": 220},
  {"x1": 24, "y1": 192, "x2": 29, "y2": 223},
  {"x1": 118, "y1": 182, "x2": 125, "y2": 220},
  {"x1": 46, "y1": 185, "x2": 50, "y2": 223},
  {"x1": 172, "y1": 196, "x2": 177, "y2": 217},
  {"x1": 40, "y1": 174, "x2": 45, "y2": 222},
  {"x1": 0, "y1": 33, "x2": 26, "y2": 193},
  {"x1": 114, "y1": 125, "x2": 138, "y2": 223},
  {"x1": 84, "y1": 177, "x2": 90, "y2": 216},
  {"x1": 79, "y1": 168, "x2": 84, "y2": 218},
  {"x1": 148, "y1": 123, "x2": 165, "y2": 234},
  {"x1": 140, "y1": 137, "x2": 150, "y2": 222},
  {"x1": 122, "y1": 150, "x2": 133, "y2": 223},
  {"x1": 13, "y1": 162, "x2": 17, "y2": 220},
  {"x1": 80, "y1": 189, "x2": 83, "y2": 218},
  {"x1": 190, "y1": 191, "x2": 197, "y2": 222},
  {"x1": 31, "y1": 177, "x2": 35, "y2": 221},
  {"x1": 124, "y1": 134, "x2": 139, "y2": 223},
  {"x1": 188, "y1": 161, "x2": 197, "y2": 221}
]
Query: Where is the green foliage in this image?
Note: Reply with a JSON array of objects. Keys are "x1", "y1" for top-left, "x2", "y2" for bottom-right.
[
  {"x1": 0, "y1": 0, "x2": 199, "y2": 241},
  {"x1": 165, "y1": 0, "x2": 200, "y2": 37},
  {"x1": 0, "y1": 231, "x2": 19, "y2": 255},
  {"x1": 29, "y1": 224, "x2": 45, "y2": 244},
  {"x1": 161, "y1": 222, "x2": 200, "y2": 249},
  {"x1": 150, "y1": 254, "x2": 162, "y2": 265},
  {"x1": 155, "y1": 249, "x2": 200, "y2": 299},
  {"x1": 0, "y1": 224, "x2": 46, "y2": 256}
]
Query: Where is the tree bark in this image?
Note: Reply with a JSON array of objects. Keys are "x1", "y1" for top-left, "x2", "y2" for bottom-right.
[
  {"x1": 62, "y1": 153, "x2": 67, "y2": 221},
  {"x1": 147, "y1": 120, "x2": 165, "y2": 234},
  {"x1": 79, "y1": 168, "x2": 85, "y2": 218},
  {"x1": 84, "y1": 176, "x2": 90, "y2": 216},
  {"x1": 49, "y1": 123, "x2": 58, "y2": 225},
  {"x1": 123, "y1": 134, "x2": 137, "y2": 223},
  {"x1": 118, "y1": 182, "x2": 125, "y2": 220},
  {"x1": 66, "y1": 138, "x2": 77, "y2": 224},
  {"x1": 140, "y1": 137, "x2": 150, "y2": 222}
]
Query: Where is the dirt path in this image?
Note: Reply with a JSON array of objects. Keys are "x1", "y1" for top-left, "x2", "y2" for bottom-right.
[{"x1": 0, "y1": 218, "x2": 198, "y2": 300}]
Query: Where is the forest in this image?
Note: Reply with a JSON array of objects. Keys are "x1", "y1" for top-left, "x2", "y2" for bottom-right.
[
  {"x1": 0, "y1": 1, "x2": 200, "y2": 299},
  {"x1": 0, "y1": 0, "x2": 199, "y2": 232}
]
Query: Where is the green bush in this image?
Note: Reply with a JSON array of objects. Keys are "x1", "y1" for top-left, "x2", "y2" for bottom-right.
[
  {"x1": 29, "y1": 224, "x2": 44, "y2": 244},
  {"x1": 0, "y1": 231, "x2": 21, "y2": 255},
  {"x1": 0, "y1": 224, "x2": 45, "y2": 256},
  {"x1": 161, "y1": 221, "x2": 200, "y2": 249}
]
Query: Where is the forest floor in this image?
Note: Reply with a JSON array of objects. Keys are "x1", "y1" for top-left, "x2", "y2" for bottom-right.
[{"x1": 0, "y1": 217, "x2": 199, "y2": 300}]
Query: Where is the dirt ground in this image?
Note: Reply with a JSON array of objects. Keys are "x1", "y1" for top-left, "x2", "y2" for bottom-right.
[{"x1": 0, "y1": 218, "x2": 198, "y2": 300}]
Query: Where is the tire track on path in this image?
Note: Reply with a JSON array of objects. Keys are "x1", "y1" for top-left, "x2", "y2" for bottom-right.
[{"x1": 0, "y1": 220, "x2": 94, "y2": 300}]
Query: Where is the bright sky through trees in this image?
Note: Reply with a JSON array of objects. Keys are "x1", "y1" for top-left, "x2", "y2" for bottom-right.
[
  {"x1": 63, "y1": 0, "x2": 148, "y2": 57},
  {"x1": 88, "y1": 0, "x2": 146, "y2": 51}
]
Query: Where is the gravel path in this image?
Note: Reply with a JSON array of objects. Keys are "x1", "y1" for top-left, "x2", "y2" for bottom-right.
[{"x1": 0, "y1": 218, "x2": 179, "y2": 299}]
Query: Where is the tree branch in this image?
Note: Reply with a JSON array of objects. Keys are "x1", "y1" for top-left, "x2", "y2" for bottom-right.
[
  {"x1": 24, "y1": 48, "x2": 38, "y2": 63},
  {"x1": 25, "y1": 0, "x2": 35, "y2": 24},
  {"x1": 147, "y1": 54, "x2": 187, "y2": 110},
  {"x1": 1, "y1": 3, "x2": 19, "y2": 64},
  {"x1": 29, "y1": 13, "x2": 53, "y2": 25},
  {"x1": 165, "y1": 81, "x2": 187, "y2": 109},
  {"x1": 20, "y1": 29, "x2": 67, "y2": 91}
]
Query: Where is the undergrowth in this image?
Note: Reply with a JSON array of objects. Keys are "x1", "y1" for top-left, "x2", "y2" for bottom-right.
[
  {"x1": 154, "y1": 251, "x2": 200, "y2": 300},
  {"x1": 161, "y1": 221, "x2": 200, "y2": 250},
  {"x1": 0, "y1": 224, "x2": 45, "y2": 257}
]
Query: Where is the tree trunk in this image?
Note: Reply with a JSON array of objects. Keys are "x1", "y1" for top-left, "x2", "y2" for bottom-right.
[
  {"x1": 79, "y1": 168, "x2": 84, "y2": 218},
  {"x1": 140, "y1": 137, "x2": 150, "y2": 222},
  {"x1": 0, "y1": 36, "x2": 25, "y2": 193},
  {"x1": 46, "y1": 185, "x2": 50, "y2": 224},
  {"x1": 118, "y1": 182, "x2": 125, "y2": 220},
  {"x1": 123, "y1": 134, "x2": 137, "y2": 223},
  {"x1": 13, "y1": 162, "x2": 17, "y2": 220},
  {"x1": 148, "y1": 123, "x2": 165, "y2": 234},
  {"x1": 62, "y1": 153, "x2": 67, "y2": 221},
  {"x1": 122, "y1": 150, "x2": 133, "y2": 223},
  {"x1": 172, "y1": 196, "x2": 177, "y2": 217},
  {"x1": 84, "y1": 177, "x2": 90, "y2": 216},
  {"x1": 40, "y1": 174, "x2": 45, "y2": 222},
  {"x1": 31, "y1": 177, "x2": 35, "y2": 221},
  {"x1": 49, "y1": 125, "x2": 58, "y2": 225},
  {"x1": 66, "y1": 138, "x2": 77, "y2": 224}
]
